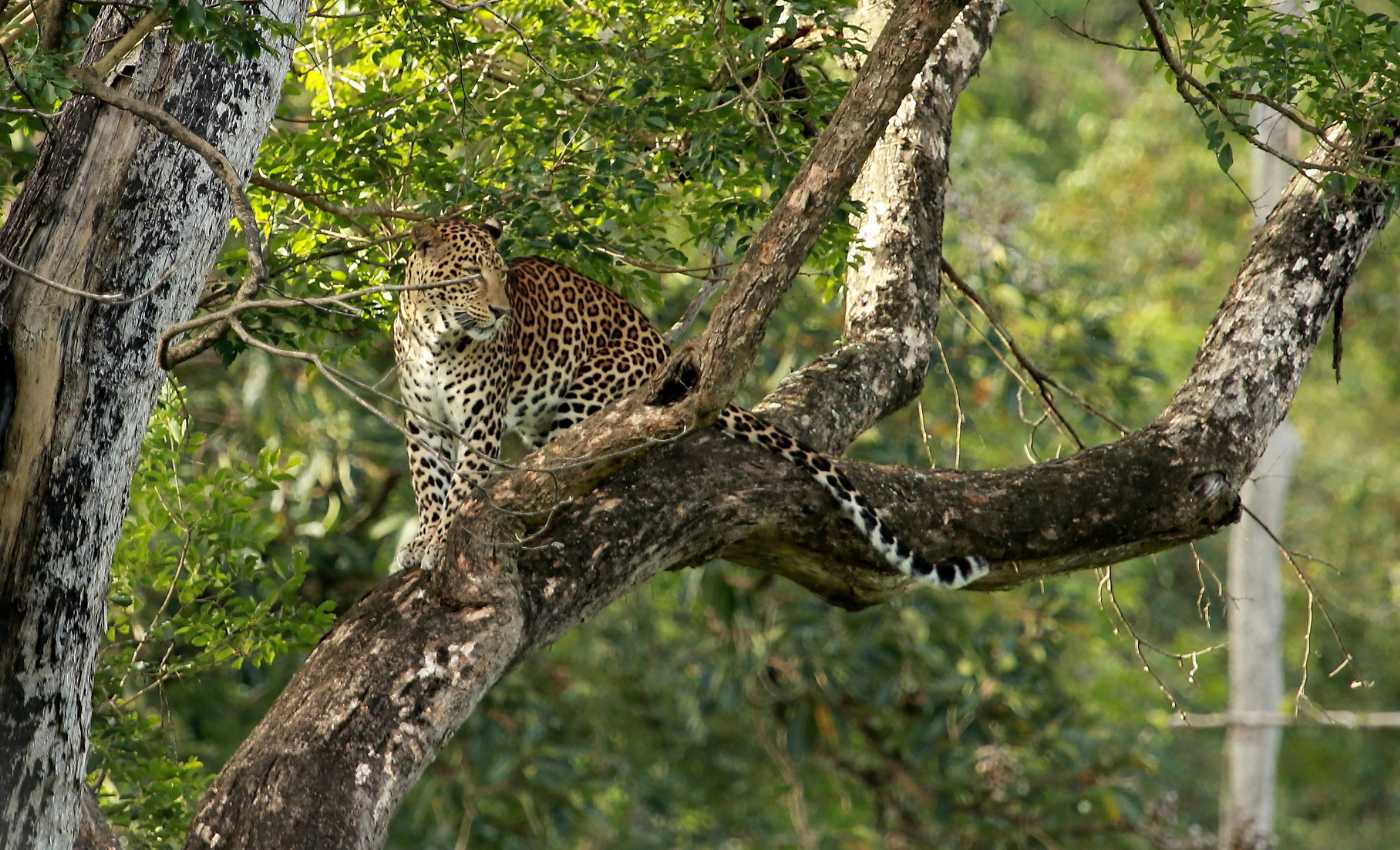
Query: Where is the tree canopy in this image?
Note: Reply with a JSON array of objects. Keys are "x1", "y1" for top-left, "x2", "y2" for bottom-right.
[{"x1": 1, "y1": 0, "x2": 1398, "y2": 848}]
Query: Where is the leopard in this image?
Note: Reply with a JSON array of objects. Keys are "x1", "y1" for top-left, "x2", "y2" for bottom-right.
[{"x1": 393, "y1": 217, "x2": 988, "y2": 589}]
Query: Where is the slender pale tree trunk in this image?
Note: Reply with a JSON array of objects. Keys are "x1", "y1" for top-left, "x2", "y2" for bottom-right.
[
  {"x1": 1220, "y1": 19, "x2": 1305, "y2": 843},
  {"x1": 0, "y1": 4, "x2": 306, "y2": 847},
  {"x1": 1222, "y1": 420, "x2": 1299, "y2": 850}
]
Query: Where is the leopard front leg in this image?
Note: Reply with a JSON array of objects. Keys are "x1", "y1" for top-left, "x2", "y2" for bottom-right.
[
  {"x1": 444, "y1": 398, "x2": 507, "y2": 517},
  {"x1": 403, "y1": 400, "x2": 508, "y2": 571},
  {"x1": 396, "y1": 411, "x2": 456, "y2": 571}
]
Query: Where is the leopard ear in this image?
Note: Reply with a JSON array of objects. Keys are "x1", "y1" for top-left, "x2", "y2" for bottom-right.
[
  {"x1": 482, "y1": 217, "x2": 504, "y2": 240},
  {"x1": 410, "y1": 221, "x2": 438, "y2": 251}
]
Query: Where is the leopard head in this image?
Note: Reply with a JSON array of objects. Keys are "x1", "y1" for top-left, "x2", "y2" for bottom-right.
[{"x1": 404, "y1": 217, "x2": 512, "y2": 342}]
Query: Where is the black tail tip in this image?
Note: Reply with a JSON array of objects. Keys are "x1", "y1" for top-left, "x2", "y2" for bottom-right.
[{"x1": 910, "y1": 554, "x2": 989, "y2": 589}]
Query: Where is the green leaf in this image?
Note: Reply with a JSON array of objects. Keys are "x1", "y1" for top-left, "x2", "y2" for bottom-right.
[{"x1": 1215, "y1": 141, "x2": 1234, "y2": 173}]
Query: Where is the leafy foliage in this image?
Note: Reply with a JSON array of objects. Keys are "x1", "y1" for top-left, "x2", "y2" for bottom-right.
[
  {"x1": 90, "y1": 386, "x2": 335, "y2": 848},
  {"x1": 1146, "y1": 0, "x2": 1399, "y2": 182}
]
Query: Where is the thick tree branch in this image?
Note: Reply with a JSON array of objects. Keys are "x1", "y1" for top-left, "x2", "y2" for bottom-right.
[
  {"x1": 347, "y1": 0, "x2": 978, "y2": 534},
  {"x1": 457, "y1": 125, "x2": 1395, "y2": 621},
  {"x1": 185, "y1": 5, "x2": 989, "y2": 846},
  {"x1": 660, "y1": 0, "x2": 971, "y2": 420},
  {"x1": 76, "y1": 786, "x2": 123, "y2": 850},
  {"x1": 734, "y1": 123, "x2": 1396, "y2": 598},
  {"x1": 756, "y1": 0, "x2": 1002, "y2": 450}
]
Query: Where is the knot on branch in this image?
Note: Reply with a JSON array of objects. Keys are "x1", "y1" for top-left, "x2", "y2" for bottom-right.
[
  {"x1": 433, "y1": 509, "x2": 527, "y2": 611},
  {"x1": 1192, "y1": 471, "x2": 1241, "y2": 527},
  {"x1": 648, "y1": 344, "x2": 701, "y2": 407}
]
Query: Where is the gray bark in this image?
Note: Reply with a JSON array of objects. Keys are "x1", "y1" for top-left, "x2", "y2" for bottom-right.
[
  {"x1": 656, "y1": 0, "x2": 971, "y2": 418},
  {"x1": 759, "y1": 0, "x2": 998, "y2": 450},
  {"x1": 75, "y1": 786, "x2": 123, "y2": 850},
  {"x1": 0, "y1": 4, "x2": 307, "y2": 848}
]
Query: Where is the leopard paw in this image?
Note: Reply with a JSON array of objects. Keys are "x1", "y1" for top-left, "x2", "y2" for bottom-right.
[{"x1": 394, "y1": 525, "x2": 446, "y2": 572}]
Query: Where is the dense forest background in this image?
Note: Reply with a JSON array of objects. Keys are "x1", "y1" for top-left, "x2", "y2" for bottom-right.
[{"x1": 3, "y1": 0, "x2": 1397, "y2": 847}]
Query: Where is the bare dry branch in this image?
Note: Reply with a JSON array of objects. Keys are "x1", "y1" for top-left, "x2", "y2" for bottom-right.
[
  {"x1": 87, "y1": 4, "x2": 164, "y2": 79},
  {"x1": 0, "y1": 250, "x2": 164, "y2": 303},
  {"x1": 157, "y1": 276, "x2": 469, "y2": 346},
  {"x1": 251, "y1": 173, "x2": 429, "y2": 222},
  {"x1": 942, "y1": 258, "x2": 1130, "y2": 437}
]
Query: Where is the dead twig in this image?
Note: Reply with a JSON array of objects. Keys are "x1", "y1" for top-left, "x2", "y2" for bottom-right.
[
  {"x1": 1238, "y1": 502, "x2": 1356, "y2": 703},
  {"x1": 251, "y1": 173, "x2": 429, "y2": 223},
  {"x1": 0, "y1": 39, "x2": 49, "y2": 130},
  {"x1": 158, "y1": 275, "x2": 478, "y2": 355},
  {"x1": 268, "y1": 228, "x2": 410, "y2": 278},
  {"x1": 942, "y1": 258, "x2": 1131, "y2": 437},
  {"x1": 1099, "y1": 566, "x2": 1225, "y2": 726},
  {"x1": 0, "y1": 250, "x2": 166, "y2": 303}
]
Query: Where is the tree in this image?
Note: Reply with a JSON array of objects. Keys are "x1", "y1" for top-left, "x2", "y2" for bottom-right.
[
  {"x1": 0, "y1": 3, "x2": 309, "y2": 848},
  {"x1": 0, "y1": 0, "x2": 1395, "y2": 847}
]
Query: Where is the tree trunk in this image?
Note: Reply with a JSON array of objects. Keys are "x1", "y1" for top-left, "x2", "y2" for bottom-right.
[
  {"x1": 0, "y1": 5, "x2": 307, "y2": 848},
  {"x1": 1222, "y1": 422, "x2": 1299, "y2": 850}
]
